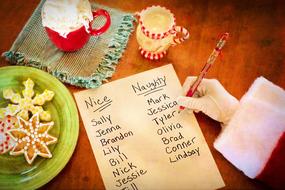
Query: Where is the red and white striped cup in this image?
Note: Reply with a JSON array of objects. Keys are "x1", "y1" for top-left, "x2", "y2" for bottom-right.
[{"x1": 136, "y1": 5, "x2": 190, "y2": 60}]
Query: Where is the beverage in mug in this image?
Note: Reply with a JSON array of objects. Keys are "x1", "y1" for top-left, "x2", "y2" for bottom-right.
[
  {"x1": 136, "y1": 6, "x2": 190, "y2": 60},
  {"x1": 42, "y1": 0, "x2": 111, "y2": 52}
]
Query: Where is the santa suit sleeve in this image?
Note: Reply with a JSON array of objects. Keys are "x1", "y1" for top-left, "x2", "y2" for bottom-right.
[{"x1": 214, "y1": 77, "x2": 285, "y2": 189}]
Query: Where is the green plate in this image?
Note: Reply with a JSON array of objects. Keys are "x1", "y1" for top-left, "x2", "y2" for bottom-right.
[{"x1": 0, "y1": 66, "x2": 79, "y2": 189}]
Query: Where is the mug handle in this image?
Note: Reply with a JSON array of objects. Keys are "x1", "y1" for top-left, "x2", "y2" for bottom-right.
[
  {"x1": 90, "y1": 9, "x2": 111, "y2": 36},
  {"x1": 171, "y1": 26, "x2": 190, "y2": 45}
]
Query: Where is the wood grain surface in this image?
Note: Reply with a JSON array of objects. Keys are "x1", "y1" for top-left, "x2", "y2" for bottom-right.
[{"x1": 0, "y1": 0, "x2": 284, "y2": 189}]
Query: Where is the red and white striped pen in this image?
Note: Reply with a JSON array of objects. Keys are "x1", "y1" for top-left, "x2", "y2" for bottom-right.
[{"x1": 179, "y1": 32, "x2": 229, "y2": 110}]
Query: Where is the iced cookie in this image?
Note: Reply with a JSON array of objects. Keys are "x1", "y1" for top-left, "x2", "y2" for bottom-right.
[
  {"x1": 0, "y1": 78, "x2": 54, "y2": 121},
  {"x1": 8, "y1": 113, "x2": 57, "y2": 164},
  {"x1": 0, "y1": 115, "x2": 18, "y2": 154}
]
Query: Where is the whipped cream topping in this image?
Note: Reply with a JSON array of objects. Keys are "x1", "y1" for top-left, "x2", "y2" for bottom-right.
[{"x1": 42, "y1": 0, "x2": 93, "y2": 38}]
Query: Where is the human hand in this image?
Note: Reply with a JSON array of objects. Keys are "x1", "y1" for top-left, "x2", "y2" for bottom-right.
[{"x1": 177, "y1": 77, "x2": 239, "y2": 124}]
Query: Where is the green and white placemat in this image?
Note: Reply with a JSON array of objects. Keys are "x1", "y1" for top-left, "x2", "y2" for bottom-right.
[{"x1": 3, "y1": 0, "x2": 135, "y2": 88}]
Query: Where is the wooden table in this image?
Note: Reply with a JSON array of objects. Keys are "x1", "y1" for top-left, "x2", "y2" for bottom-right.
[{"x1": 0, "y1": 0, "x2": 284, "y2": 189}]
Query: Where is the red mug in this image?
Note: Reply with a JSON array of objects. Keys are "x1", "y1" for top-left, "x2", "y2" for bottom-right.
[{"x1": 45, "y1": 9, "x2": 111, "y2": 52}]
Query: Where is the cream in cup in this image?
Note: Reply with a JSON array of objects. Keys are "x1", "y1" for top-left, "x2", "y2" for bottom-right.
[{"x1": 42, "y1": 0, "x2": 111, "y2": 52}]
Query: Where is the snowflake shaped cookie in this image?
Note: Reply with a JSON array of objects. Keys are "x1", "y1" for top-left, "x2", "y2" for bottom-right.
[
  {"x1": 0, "y1": 115, "x2": 17, "y2": 154},
  {"x1": 0, "y1": 78, "x2": 54, "y2": 121},
  {"x1": 8, "y1": 113, "x2": 57, "y2": 164}
]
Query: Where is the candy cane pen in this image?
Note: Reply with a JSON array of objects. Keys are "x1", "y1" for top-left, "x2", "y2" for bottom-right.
[{"x1": 179, "y1": 33, "x2": 229, "y2": 110}]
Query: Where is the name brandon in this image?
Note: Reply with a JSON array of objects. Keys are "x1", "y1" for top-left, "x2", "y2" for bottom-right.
[{"x1": 100, "y1": 131, "x2": 134, "y2": 146}]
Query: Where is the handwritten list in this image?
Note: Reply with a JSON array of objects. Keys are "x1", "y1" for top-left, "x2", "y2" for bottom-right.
[{"x1": 74, "y1": 64, "x2": 224, "y2": 190}]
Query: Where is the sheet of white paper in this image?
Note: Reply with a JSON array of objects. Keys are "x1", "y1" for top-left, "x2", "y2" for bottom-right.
[{"x1": 74, "y1": 64, "x2": 224, "y2": 190}]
